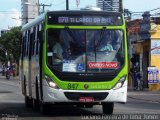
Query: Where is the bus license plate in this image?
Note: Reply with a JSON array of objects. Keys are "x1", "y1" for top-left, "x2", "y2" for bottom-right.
[{"x1": 79, "y1": 97, "x2": 94, "y2": 102}]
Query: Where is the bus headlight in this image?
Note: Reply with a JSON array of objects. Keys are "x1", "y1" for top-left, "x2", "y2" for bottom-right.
[
  {"x1": 113, "y1": 75, "x2": 126, "y2": 90},
  {"x1": 45, "y1": 75, "x2": 59, "y2": 89}
]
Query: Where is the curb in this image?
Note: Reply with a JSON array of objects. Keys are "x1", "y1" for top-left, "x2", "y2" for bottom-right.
[{"x1": 128, "y1": 96, "x2": 160, "y2": 103}]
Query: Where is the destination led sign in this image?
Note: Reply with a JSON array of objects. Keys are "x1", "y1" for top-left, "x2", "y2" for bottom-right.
[{"x1": 47, "y1": 15, "x2": 123, "y2": 26}]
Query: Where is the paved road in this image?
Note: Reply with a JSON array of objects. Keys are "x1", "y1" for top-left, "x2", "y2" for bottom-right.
[{"x1": 0, "y1": 76, "x2": 160, "y2": 120}]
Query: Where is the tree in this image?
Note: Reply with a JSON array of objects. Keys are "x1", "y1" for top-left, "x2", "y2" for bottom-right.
[{"x1": 0, "y1": 26, "x2": 21, "y2": 66}]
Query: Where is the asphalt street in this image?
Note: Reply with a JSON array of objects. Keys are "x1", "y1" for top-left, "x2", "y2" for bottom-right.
[{"x1": 0, "y1": 75, "x2": 159, "y2": 120}]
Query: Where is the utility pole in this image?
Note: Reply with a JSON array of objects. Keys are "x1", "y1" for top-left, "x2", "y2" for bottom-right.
[
  {"x1": 119, "y1": 0, "x2": 123, "y2": 13},
  {"x1": 124, "y1": 9, "x2": 132, "y2": 20},
  {"x1": 39, "y1": 3, "x2": 52, "y2": 14},
  {"x1": 66, "y1": 0, "x2": 69, "y2": 10},
  {"x1": 24, "y1": 17, "x2": 34, "y2": 23},
  {"x1": 13, "y1": 17, "x2": 34, "y2": 24},
  {"x1": 103, "y1": 0, "x2": 105, "y2": 10}
]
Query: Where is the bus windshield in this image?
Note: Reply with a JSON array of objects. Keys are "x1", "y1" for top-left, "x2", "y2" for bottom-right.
[{"x1": 47, "y1": 28, "x2": 124, "y2": 73}]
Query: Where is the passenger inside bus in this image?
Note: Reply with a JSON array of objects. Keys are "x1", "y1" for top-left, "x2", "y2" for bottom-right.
[
  {"x1": 98, "y1": 31, "x2": 114, "y2": 52},
  {"x1": 86, "y1": 30, "x2": 116, "y2": 62},
  {"x1": 99, "y1": 41, "x2": 114, "y2": 52}
]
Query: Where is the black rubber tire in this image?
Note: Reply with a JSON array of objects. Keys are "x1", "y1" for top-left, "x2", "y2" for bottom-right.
[
  {"x1": 40, "y1": 102, "x2": 49, "y2": 115},
  {"x1": 25, "y1": 96, "x2": 33, "y2": 108},
  {"x1": 102, "y1": 102, "x2": 114, "y2": 114},
  {"x1": 33, "y1": 79, "x2": 40, "y2": 110},
  {"x1": 33, "y1": 99, "x2": 40, "y2": 110}
]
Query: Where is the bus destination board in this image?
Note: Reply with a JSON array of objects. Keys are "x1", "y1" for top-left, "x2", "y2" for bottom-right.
[{"x1": 47, "y1": 14, "x2": 123, "y2": 26}]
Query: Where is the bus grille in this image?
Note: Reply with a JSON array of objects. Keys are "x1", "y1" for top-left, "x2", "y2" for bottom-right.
[{"x1": 64, "y1": 92, "x2": 108, "y2": 101}]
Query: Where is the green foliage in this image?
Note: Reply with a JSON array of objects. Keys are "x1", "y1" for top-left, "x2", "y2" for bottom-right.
[
  {"x1": 0, "y1": 50, "x2": 6, "y2": 62},
  {"x1": 0, "y1": 26, "x2": 21, "y2": 63}
]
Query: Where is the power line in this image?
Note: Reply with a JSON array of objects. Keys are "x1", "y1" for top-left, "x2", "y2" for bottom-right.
[
  {"x1": 0, "y1": 10, "x2": 42, "y2": 14},
  {"x1": 39, "y1": 3, "x2": 52, "y2": 13},
  {"x1": 55, "y1": 0, "x2": 65, "y2": 6},
  {"x1": 49, "y1": 0, "x2": 55, "y2": 5},
  {"x1": 46, "y1": 0, "x2": 65, "y2": 11},
  {"x1": 0, "y1": 11, "x2": 21, "y2": 14},
  {"x1": 44, "y1": 0, "x2": 50, "y2": 4},
  {"x1": 124, "y1": 6, "x2": 160, "y2": 20},
  {"x1": 150, "y1": 7, "x2": 160, "y2": 12},
  {"x1": 102, "y1": 0, "x2": 118, "y2": 12},
  {"x1": 41, "y1": 0, "x2": 66, "y2": 11},
  {"x1": 129, "y1": 7, "x2": 160, "y2": 14},
  {"x1": 36, "y1": 0, "x2": 50, "y2": 13}
]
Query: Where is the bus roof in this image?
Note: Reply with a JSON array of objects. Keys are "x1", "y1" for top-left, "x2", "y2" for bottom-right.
[
  {"x1": 22, "y1": 12, "x2": 46, "y2": 31},
  {"x1": 47, "y1": 10, "x2": 122, "y2": 15}
]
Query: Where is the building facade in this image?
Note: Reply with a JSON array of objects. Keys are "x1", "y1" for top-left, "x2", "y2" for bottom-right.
[
  {"x1": 96, "y1": 0, "x2": 123, "y2": 12},
  {"x1": 21, "y1": 0, "x2": 39, "y2": 25},
  {"x1": 127, "y1": 12, "x2": 160, "y2": 89},
  {"x1": 150, "y1": 18, "x2": 160, "y2": 90}
]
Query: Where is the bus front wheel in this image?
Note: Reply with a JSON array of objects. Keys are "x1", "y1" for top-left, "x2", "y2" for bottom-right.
[{"x1": 102, "y1": 102, "x2": 114, "y2": 114}]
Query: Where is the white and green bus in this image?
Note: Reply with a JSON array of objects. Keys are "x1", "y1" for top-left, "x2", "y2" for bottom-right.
[{"x1": 19, "y1": 10, "x2": 128, "y2": 114}]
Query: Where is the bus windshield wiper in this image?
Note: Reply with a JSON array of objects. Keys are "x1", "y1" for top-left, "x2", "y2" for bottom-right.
[
  {"x1": 95, "y1": 27, "x2": 106, "y2": 49},
  {"x1": 94, "y1": 27, "x2": 106, "y2": 62},
  {"x1": 64, "y1": 26, "x2": 77, "y2": 42}
]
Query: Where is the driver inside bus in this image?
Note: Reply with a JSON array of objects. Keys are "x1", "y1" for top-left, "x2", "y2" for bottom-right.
[{"x1": 52, "y1": 35, "x2": 63, "y2": 63}]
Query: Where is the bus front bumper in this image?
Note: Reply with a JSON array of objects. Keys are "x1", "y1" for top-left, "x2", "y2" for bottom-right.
[{"x1": 42, "y1": 81, "x2": 127, "y2": 103}]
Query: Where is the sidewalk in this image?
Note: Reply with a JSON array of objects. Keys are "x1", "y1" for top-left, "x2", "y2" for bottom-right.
[
  {"x1": 0, "y1": 75, "x2": 19, "y2": 80},
  {"x1": 127, "y1": 87, "x2": 160, "y2": 103}
]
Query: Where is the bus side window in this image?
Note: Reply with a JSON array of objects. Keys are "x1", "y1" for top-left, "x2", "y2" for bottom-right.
[
  {"x1": 36, "y1": 26, "x2": 39, "y2": 55},
  {"x1": 24, "y1": 30, "x2": 30, "y2": 57},
  {"x1": 23, "y1": 32, "x2": 26, "y2": 57},
  {"x1": 37, "y1": 23, "x2": 43, "y2": 53},
  {"x1": 21, "y1": 32, "x2": 25, "y2": 59},
  {"x1": 29, "y1": 27, "x2": 35, "y2": 58},
  {"x1": 38, "y1": 23, "x2": 44, "y2": 66},
  {"x1": 30, "y1": 29, "x2": 34, "y2": 56},
  {"x1": 31, "y1": 27, "x2": 36, "y2": 56},
  {"x1": 38, "y1": 23, "x2": 43, "y2": 43}
]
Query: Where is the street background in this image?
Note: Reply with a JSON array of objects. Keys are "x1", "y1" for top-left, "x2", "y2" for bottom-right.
[{"x1": 0, "y1": 75, "x2": 159, "y2": 120}]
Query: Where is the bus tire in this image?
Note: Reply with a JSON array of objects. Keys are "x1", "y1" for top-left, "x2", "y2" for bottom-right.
[
  {"x1": 23, "y1": 76, "x2": 26, "y2": 95},
  {"x1": 40, "y1": 102, "x2": 49, "y2": 115},
  {"x1": 33, "y1": 99, "x2": 40, "y2": 110},
  {"x1": 25, "y1": 96, "x2": 33, "y2": 108},
  {"x1": 102, "y1": 102, "x2": 114, "y2": 114},
  {"x1": 33, "y1": 79, "x2": 40, "y2": 110}
]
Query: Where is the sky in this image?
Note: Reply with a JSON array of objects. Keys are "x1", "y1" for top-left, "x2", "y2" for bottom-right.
[{"x1": 0, "y1": 0, "x2": 160, "y2": 30}]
